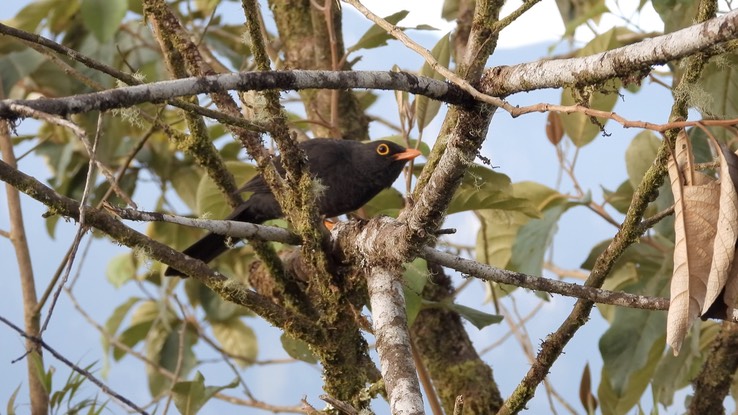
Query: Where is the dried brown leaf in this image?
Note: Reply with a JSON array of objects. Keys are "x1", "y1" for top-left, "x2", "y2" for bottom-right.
[
  {"x1": 720, "y1": 147, "x2": 738, "y2": 308},
  {"x1": 667, "y1": 132, "x2": 720, "y2": 354},
  {"x1": 703, "y1": 139, "x2": 738, "y2": 311}
]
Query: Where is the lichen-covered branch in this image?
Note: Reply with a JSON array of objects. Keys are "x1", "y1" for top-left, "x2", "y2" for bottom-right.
[
  {"x1": 482, "y1": 9, "x2": 738, "y2": 97},
  {"x1": 0, "y1": 158, "x2": 324, "y2": 342}
]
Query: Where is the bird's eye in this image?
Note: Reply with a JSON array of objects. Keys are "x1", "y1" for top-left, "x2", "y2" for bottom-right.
[{"x1": 376, "y1": 143, "x2": 390, "y2": 155}]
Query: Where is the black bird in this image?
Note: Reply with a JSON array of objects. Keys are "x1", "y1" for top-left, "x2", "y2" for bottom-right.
[{"x1": 165, "y1": 139, "x2": 421, "y2": 277}]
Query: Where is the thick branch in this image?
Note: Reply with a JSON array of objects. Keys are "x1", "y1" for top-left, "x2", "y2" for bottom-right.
[
  {"x1": 0, "y1": 71, "x2": 472, "y2": 119},
  {"x1": 115, "y1": 208, "x2": 676, "y2": 311},
  {"x1": 482, "y1": 10, "x2": 738, "y2": 96},
  {"x1": 367, "y1": 266, "x2": 424, "y2": 415},
  {"x1": 688, "y1": 321, "x2": 738, "y2": 415}
]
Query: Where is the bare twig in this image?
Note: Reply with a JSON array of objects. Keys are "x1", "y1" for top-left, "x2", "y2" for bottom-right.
[{"x1": 0, "y1": 314, "x2": 148, "y2": 415}]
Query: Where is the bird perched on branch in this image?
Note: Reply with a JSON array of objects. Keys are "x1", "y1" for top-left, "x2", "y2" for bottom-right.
[{"x1": 165, "y1": 138, "x2": 421, "y2": 277}]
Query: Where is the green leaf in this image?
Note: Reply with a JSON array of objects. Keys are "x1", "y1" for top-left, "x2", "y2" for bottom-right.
[
  {"x1": 598, "y1": 272, "x2": 669, "y2": 415},
  {"x1": 362, "y1": 187, "x2": 405, "y2": 218},
  {"x1": 102, "y1": 297, "x2": 140, "y2": 368},
  {"x1": 415, "y1": 33, "x2": 451, "y2": 133},
  {"x1": 651, "y1": 322, "x2": 719, "y2": 407},
  {"x1": 652, "y1": 0, "x2": 699, "y2": 33},
  {"x1": 476, "y1": 181, "x2": 565, "y2": 286},
  {"x1": 198, "y1": 281, "x2": 241, "y2": 322},
  {"x1": 403, "y1": 258, "x2": 428, "y2": 326},
  {"x1": 445, "y1": 303, "x2": 503, "y2": 330},
  {"x1": 505, "y1": 182, "x2": 575, "y2": 276},
  {"x1": 449, "y1": 166, "x2": 540, "y2": 216},
  {"x1": 561, "y1": 77, "x2": 621, "y2": 146},
  {"x1": 196, "y1": 161, "x2": 257, "y2": 218},
  {"x1": 172, "y1": 372, "x2": 238, "y2": 415},
  {"x1": 557, "y1": 0, "x2": 609, "y2": 37},
  {"x1": 696, "y1": 53, "x2": 738, "y2": 119},
  {"x1": 147, "y1": 321, "x2": 198, "y2": 396},
  {"x1": 113, "y1": 322, "x2": 151, "y2": 361},
  {"x1": 80, "y1": 0, "x2": 127, "y2": 43},
  {"x1": 106, "y1": 253, "x2": 137, "y2": 288},
  {"x1": 211, "y1": 318, "x2": 258, "y2": 367},
  {"x1": 348, "y1": 10, "x2": 409, "y2": 52},
  {"x1": 598, "y1": 336, "x2": 663, "y2": 415},
  {"x1": 6, "y1": 384, "x2": 21, "y2": 415},
  {"x1": 476, "y1": 209, "x2": 529, "y2": 270},
  {"x1": 0, "y1": 49, "x2": 45, "y2": 98},
  {"x1": 602, "y1": 180, "x2": 634, "y2": 215},
  {"x1": 625, "y1": 131, "x2": 661, "y2": 188},
  {"x1": 509, "y1": 202, "x2": 571, "y2": 276},
  {"x1": 280, "y1": 334, "x2": 318, "y2": 364},
  {"x1": 441, "y1": 0, "x2": 459, "y2": 21},
  {"x1": 170, "y1": 166, "x2": 203, "y2": 212}
]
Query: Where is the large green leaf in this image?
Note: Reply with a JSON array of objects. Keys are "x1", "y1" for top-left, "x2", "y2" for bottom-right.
[
  {"x1": 211, "y1": 318, "x2": 258, "y2": 367},
  {"x1": 0, "y1": 49, "x2": 45, "y2": 99},
  {"x1": 556, "y1": 0, "x2": 608, "y2": 37},
  {"x1": 625, "y1": 131, "x2": 661, "y2": 189},
  {"x1": 509, "y1": 201, "x2": 572, "y2": 276},
  {"x1": 403, "y1": 258, "x2": 429, "y2": 326},
  {"x1": 602, "y1": 180, "x2": 634, "y2": 215},
  {"x1": 80, "y1": 0, "x2": 127, "y2": 43},
  {"x1": 445, "y1": 303, "x2": 503, "y2": 329},
  {"x1": 449, "y1": 166, "x2": 540, "y2": 216},
  {"x1": 598, "y1": 334, "x2": 664, "y2": 415},
  {"x1": 101, "y1": 297, "x2": 140, "y2": 375},
  {"x1": 651, "y1": 322, "x2": 719, "y2": 407},
  {"x1": 477, "y1": 181, "x2": 565, "y2": 271},
  {"x1": 106, "y1": 253, "x2": 137, "y2": 288},
  {"x1": 476, "y1": 209, "x2": 529, "y2": 269},
  {"x1": 598, "y1": 268, "x2": 670, "y2": 415},
  {"x1": 196, "y1": 161, "x2": 257, "y2": 218},
  {"x1": 652, "y1": 0, "x2": 699, "y2": 33},
  {"x1": 362, "y1": 187, "x2": 405, "y2": 218},
  {"x1": 172, "y1": 372, "x2": 238, "y2": 415},
  {"x1": 148, "y1": 321, "x2": 198, "y2": 397},
  {"x1": 198, "y1": 281, "x2": 243, "y2": 322},
  {"x1": 280, "y1": 333, "x2": 318, "y2": 364},
  {"x1": 696, "y1": 53, "x2": 738, "y2": 119},
  {"x1": 347, "y1": 10, "x2": 409, "y2": 53}
]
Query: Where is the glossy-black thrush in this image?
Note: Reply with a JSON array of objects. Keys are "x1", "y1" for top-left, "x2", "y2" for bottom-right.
[{"x1": 164, "y1": 138, "x2": 421, "y2": 277}]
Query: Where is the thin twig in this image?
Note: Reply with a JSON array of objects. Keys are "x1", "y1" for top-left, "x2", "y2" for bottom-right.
[{"x1": 0, "y1": 314, "x2": 149, "y2": 415}]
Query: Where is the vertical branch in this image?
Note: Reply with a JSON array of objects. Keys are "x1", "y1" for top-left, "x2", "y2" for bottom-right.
[
  {"x1": 0, "y1": 120, "x2": 49, "y2": 415},
  {"x1": 367, "y1": 266, "x2": 424, "y2": 415},
  {"x1": 688, "y1": 321, "x2": 738, "y2": 415}
]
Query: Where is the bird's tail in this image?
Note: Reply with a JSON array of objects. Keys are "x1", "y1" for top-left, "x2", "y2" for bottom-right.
[
  {"x1": 164, "y1": 233, "x2": 231, "y2": 277},
  {"x1": 163, "y1": 196, "x2": 277, "y2": 277}
]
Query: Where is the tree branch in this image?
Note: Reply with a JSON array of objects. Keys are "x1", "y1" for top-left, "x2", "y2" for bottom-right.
[
  {"x1": 482, "y1": 9, "x2": 738, "y2": 97},
  {"x1": 0, "y1": 120, "x2": 48, "y2": 415},
  {"x1": 0, "y1": 314, "x2": 147, "y2": 415},
  {"x1": 111, "y1": 206, "x2": 678, "y2": 312},
  {"x1": 0, "y1": 158, "x2": 324, "y2": 342},
  {"x1": 0, "y1": 70, "x2": 473, "y2": 119}
]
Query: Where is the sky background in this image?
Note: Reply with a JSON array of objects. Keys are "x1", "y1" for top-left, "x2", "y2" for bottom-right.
[{"x1": 0, "y1": 1, "x2": 682, "y2": 414}]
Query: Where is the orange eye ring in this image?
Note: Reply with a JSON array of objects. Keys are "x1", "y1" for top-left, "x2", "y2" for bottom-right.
[{"x1": 376, "y1": 143, "x2": 390, "y2": 155}]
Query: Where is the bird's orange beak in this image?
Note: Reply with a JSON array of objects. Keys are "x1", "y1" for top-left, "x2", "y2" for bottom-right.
[{"x1": 392, "y1": 148, "x2": 422, "y2": 161}]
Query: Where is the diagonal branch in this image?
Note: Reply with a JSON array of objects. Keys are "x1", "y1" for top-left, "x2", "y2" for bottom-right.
[
  {"x1": 483, "y1": 9, "x2": 738, "y2": 97},
  {"x1": 0, "y1": 158, "x2": 323, "y2": 342}
]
